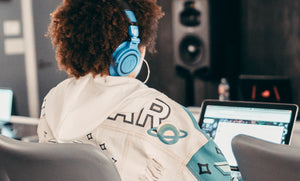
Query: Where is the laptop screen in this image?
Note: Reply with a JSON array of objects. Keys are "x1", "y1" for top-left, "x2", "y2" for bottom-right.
[
  {"x1": 199, "y1": 100, "x2": 298, "y2": 170},
  {"x1": 0, "y1": 88, "x2": 13, "y2": 122}
]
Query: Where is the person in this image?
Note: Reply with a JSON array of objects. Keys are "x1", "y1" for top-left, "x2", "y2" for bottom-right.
[{"x1": 37, "y1": 0, "x2": 231, "y2": 180}]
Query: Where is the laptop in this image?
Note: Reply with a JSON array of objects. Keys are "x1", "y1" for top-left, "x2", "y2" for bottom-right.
[
  {"x1": 0, "y1": 88, "x2": 14, "y2": 138},
  {"x1": 198, "y1": 99, "x2": 298, "y2": 172},
  {"x1": 0, "y1": 88, "x2": 13, "y2": 123}
]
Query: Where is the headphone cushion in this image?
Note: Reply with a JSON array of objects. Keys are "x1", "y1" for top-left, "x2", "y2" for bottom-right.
[{"x1": 110, "y1": 41, "x2": 141, "y2": 76}]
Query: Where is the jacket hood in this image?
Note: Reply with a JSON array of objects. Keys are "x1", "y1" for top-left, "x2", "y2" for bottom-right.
[{"x1": 44, "y1": 74, "x2": 157, "y2": 140}]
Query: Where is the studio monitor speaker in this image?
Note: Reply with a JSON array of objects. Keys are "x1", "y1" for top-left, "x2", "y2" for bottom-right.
[{"x1": 172, "y1": 0, "x2": 210, "y2": 75}]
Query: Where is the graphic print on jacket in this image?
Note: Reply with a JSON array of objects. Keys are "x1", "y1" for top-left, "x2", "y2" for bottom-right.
[
  {"x1": 108, "y1": 98, "x2": 170, "y2": 128},
  {"x1": 107, "y1": 98, "x2": 189, "y2": 145}
]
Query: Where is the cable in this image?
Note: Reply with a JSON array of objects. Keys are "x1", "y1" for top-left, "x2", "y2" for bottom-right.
[{"x1": 143, "y1": 59, "x2": 150, "y2": 84}]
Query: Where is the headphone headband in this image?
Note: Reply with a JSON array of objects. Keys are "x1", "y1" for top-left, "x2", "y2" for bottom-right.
[
  {"x1": 124, "y1": 10, "x2": 137, "y2": 23},
  {"x1": 120, "y1": 0, "x2": 137, "y2": 23}
]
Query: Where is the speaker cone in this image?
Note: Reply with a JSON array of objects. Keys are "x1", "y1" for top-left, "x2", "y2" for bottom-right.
[{"x1": 179, "y1": 35, "x2": 204, "y2": 65}]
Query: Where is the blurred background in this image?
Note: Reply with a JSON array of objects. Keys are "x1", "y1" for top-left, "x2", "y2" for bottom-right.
[{"x1": 0, "y1": 0, "x2": 299, "y2": 118}]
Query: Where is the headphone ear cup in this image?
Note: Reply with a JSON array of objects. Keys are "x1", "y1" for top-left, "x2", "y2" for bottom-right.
[{"x1": 110, "y1": 41, "x2": 141, "y2": 76}]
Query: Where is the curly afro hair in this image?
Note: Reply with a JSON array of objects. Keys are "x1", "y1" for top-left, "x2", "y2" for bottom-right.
[{"x1": 47, "y1": 0, "x2": 164, "y2": 78}]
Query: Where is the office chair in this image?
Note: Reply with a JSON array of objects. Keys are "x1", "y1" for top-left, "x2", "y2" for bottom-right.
[
  {"x1": 0, "y1": 134, "x2": 121, "y2": 181},
  {"x1": 232, "y1": 134, "x2": 300, "y2": 181}
]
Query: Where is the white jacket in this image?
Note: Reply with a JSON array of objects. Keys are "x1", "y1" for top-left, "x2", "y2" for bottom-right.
[{"x1": 37, "y1": 74, "x2": 231, "y2": 180}]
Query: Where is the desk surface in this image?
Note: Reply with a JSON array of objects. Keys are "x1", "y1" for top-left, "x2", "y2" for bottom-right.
[{"x1": 10, "y1": 116, "x2": 39, "y2": 125}]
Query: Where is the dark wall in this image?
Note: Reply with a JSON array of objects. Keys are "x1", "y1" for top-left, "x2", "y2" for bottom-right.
[
  {"x1": 150, "y1": 0, "x2": 300, "y2": 107},
  {"x1": 144, "y1": 0, "x2": 240, "y2": 106},
  {"x1": 240, "y1": 0, "x2": 300, "y2": 105}
]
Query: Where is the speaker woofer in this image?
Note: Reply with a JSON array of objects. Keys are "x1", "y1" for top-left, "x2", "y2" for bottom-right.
[{"x1": 179, "y1": 35, "x2": 204, "y2": 65}]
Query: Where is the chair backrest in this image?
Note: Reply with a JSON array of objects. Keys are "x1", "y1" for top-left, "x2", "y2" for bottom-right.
[
  {"x1": 0, "y1": 134, "x2": 121, "y2": 181},
  {"x1": 232, "y1": 134, "x2": 300, "y2": 181}
]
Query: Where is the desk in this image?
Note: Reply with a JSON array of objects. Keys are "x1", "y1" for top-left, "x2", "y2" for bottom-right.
[
  {"x1": 5, "y1": 116, "x2": 39, "y2": 139},
  {"x1": 10, "y1": 116, "x2": 39, "y2": 125}
]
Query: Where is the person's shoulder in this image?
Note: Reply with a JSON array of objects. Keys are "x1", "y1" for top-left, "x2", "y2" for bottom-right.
[{"x1": 44, "y1": 77, "x2": 75, "y2": 99}]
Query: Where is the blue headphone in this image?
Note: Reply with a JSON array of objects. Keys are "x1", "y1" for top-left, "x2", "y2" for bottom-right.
[{"x1": 109, "y1": 2, "x2": 141, "y2": 76}]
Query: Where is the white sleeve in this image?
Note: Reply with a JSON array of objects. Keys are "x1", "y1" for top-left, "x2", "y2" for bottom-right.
[
  {"x1": 37, "y1": 99, "x2": 56, "y2": 143},
  {"x1": 37, "y1": 115, "x2": 57, "y2": 143}
]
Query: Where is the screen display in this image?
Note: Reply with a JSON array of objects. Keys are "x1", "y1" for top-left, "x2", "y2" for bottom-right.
[
  {"x1": 201, "y1": 104, "x2": 294, "y2": 168},
  {"x1": 0, "y1": 89, "x2": 13, "y2": 122}
]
